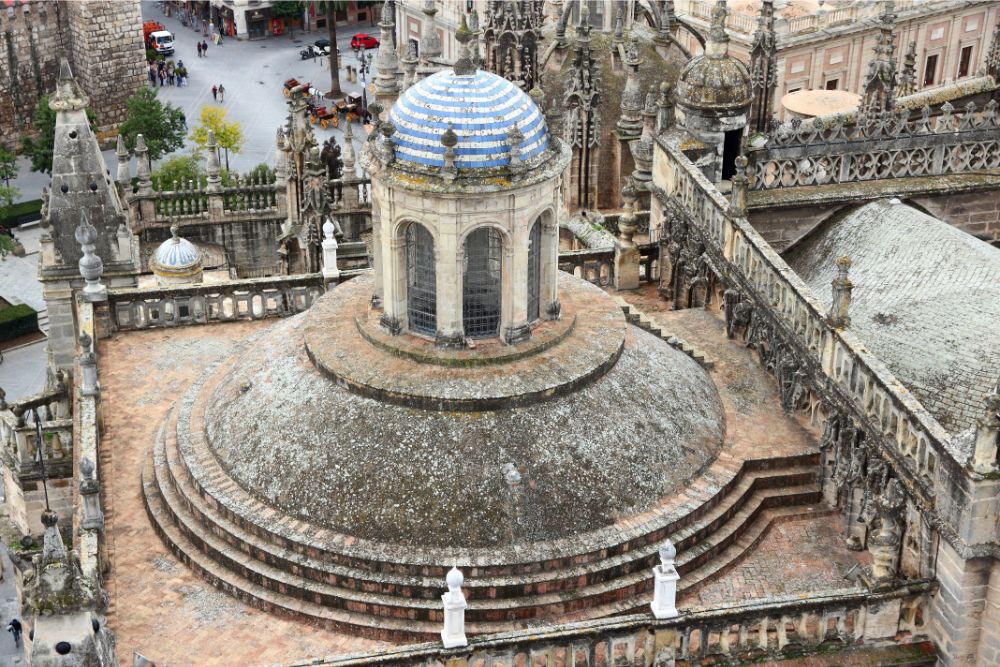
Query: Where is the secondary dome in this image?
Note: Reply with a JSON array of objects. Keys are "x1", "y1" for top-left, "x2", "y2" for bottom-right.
[
  {"x1": 151, "y1": 225, "x2": 203, "y2": 285},
  {"x1": 389, "y1": 69, "x2": 549, "y2": 171},
  {"x1": 675, "y1": 4, "x2": 752, "y2": 113}
]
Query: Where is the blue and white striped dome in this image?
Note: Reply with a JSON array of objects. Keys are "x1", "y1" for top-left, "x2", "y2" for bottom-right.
[
  {"x1": 389, "y1": 69, "x2": 549, "y2": 171},
  {"x1": 154, "y1": 233, "x2": 200, "y2": 271}
]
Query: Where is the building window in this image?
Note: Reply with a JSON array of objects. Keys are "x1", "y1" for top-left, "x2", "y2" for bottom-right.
[
  {"x1": 406, "y1": 223, "x2": 436, "y2": 335},
  {"x1": 958, "y1": 45, "x2": 974, "y2": 78},
  {"x1": 527, "y1": 220, "x2": 541, "y2": 323},
  {"x1": 825, "y1": 78, "x2": 839, "y2": 90},
  {"x1": 787, "y1": 86, "x2": 802, "y2": 94},
  {"x1": 466, "y1": 0, "x2": 474, "y2": 11},
  {"x1": 923, "y1": 54, "x2": 938, "y2": 87},
  {"x1": 463, "y1": 227, "x2": 503, "y2": 338}
]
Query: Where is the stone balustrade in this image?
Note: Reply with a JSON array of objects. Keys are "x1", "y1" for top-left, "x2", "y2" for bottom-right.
[
  {"x1": 0, "y1": 387, "x2": 73, "y2": 481},
  {"x1": 105, "y1": 273, "x2": 345, "y2": 331},
  {"x1": 269, "y1": 583, "x2": 931, "y2": 667},
  {"x1": 558, "y1": 248, "x2": 615, "y2": 287},
  {"x1": 677, "y1": 0, "x2": 860, "y2": 37},
  {"x1": 74, "y1": 299, "x2": 102, "y2": 581},
  {"x1": 751, "y1": 100, "x2": 1000, "y2": 190},
  {"x1": 654, "y1": 138, "x2": 980, "y2": 548}
]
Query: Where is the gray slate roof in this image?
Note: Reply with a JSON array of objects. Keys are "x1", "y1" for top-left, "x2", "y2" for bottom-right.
[{"x1": 784, "y1": 199, "x2": 1000, "y2": 434}]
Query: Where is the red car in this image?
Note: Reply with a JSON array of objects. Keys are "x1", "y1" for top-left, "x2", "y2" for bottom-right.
[{"x1": 351, "y1": 33, "x2": 379, "y2": 50}]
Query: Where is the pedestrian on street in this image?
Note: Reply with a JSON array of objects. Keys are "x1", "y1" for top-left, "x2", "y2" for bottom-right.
[
  {"x1": 218, "y1": 84, "x2": 226, "y2": 102},
  {"x1": 202, "y1": 40, "x2": 208, "y2": 56},
  {"x1": 147, "y1": 63, "x2": 156, "y2": 85},
  {"x1": 212, "y1": 85, "x2": 218, "y2": 102},
  {"x1": 158, "y1": 70, "x2": 165, "y2": 87},
  {"x1": 197, "y1": 41, "x2": 203, "y2": 57},
  {"x1": 7, "y1": 618, "x2": 21, "y2": 647}
]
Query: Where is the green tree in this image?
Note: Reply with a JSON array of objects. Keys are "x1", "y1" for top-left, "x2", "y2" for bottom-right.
[
  {"x1": 270, "y1": 1, "x2": 305, "y2": 38},
  {"x1": 189, "y1": 105, "x2": 245, "y2": 170},
  {"x1": 152, "y1": 154, "x2": 202, "y2": 191},
  {"x1": 0, "y1": 147, "x2": 17, "y2": 188},
  {"x1": 118, "y1": 87, "x2": 187, "y2": 162},
  {"x1": 0, "y1": 183, "x2": 19, "y2": 258},
  {"x1": 20, "y1": 96, "x2": 97, "y2": 175}
]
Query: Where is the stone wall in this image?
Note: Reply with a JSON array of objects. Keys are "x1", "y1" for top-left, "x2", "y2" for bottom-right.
[
  {"x1": 911, "y1": 189, "x2": 1000, "y2": 246},
  {"x1": 0, "y1": 2, "x2": 66, "y2": 146},
  {"x1": 65, "y1": 0, "x2": 146, "y2": 138},
  {"x1": 0, "y1": 1, "x2": 144, "y2": 147}
]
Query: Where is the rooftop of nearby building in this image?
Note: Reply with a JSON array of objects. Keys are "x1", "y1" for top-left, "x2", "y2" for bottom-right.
[{"x1": 784, "y1": 199, "x2": 1000, "y2": 434}]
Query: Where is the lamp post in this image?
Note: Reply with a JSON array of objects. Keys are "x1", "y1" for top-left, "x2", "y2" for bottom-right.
[
  {"x1": 32, "y1": 407, "x2": 51, "y2": 513},
  {"x1": 357, "y1": 49, "x2": 373, "y2": 122}
]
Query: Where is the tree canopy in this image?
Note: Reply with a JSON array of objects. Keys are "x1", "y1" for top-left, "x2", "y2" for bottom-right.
[
  {"x1": 118, "y1": 87, "x2": 187, "y2": 162},
  {"x1": 189, "y1": 105, "x2": 245, "y2": 170}
]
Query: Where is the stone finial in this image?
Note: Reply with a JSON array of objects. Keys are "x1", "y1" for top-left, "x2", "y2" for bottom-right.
[
  {"x1": 79, "y1": 456, "x2": 105, "y2": 530},
  {"x1": 420, "y1": 0, "x2": 443, "y2": 62},
  {"x1": 898, "y1": 41, "x2": 917, "y2": 97},
  {"x1": 75, "y1": 211, "x2": 107, "y2": 302},
  {"x1": 206, "y1": 130, "x2": 222, "y2": 191},
  {"x1": 115, "y1": 134, "x2": 131, "y2": 183},
  {"x1": 78, "y1": 332, "x2": 100, "y2": 397},
  {"x1": 342, "y1": 120, "x2": 357, "y2": 172},
  {"x1": 706, "y1": 0, "x2": 731, "y2": 59},
  {"x1": 440, "y1": 123, "x2": 459, "y2": 181},
  {"x1": 49, "y1": 58, "x2": 89, "y2": 112},
  {"x1": 613, "y1": 5, "x2": 624, "y2": 44},
  {"x1": 973, "y1": 393, "x2": 1000, "y2": 472},
  {"x1": 453, "y1": 13, "x2": 476, "y2": 76},
  {"x1": 618, "y1": 180, "x2": 639, "y2": 247},
  {"x1": 41, "y1": 508, "x2": 67, "y2": 561},
  {"x1": 379, "y1": 121, "x2": 397, "y2": 165},
  {"x1": 322, "y1": 217, "x2": 341, "y2": 281},
  {"x1": 401, "y1": 40, "x2": 419, "y2": 91},
  {"x1": 829, "y1": 256, "x2": 852, "y2": 328},
  {"x1": 730, "y1": 155, "x2": 749, "y2": 214},
  {"x1": 650, "y1": 539, "x2": 679, "y2": 619},
  {"x1": 135, "y1": 134, "x2": 152, "y2": 194},
  {"x1": 657, "y1": 80, "x2": 675, "y2": 131},
  {"x1": 507, "y1": 125, "x2": 525, "y2": 174},
  {"x1": 375, "y1": 0, "x2": 400, "y2": 101},
  {"x1": 441, "y1": 566, "x2": 468, "y2": 648}
]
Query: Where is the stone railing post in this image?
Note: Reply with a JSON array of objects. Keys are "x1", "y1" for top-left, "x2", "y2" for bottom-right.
[
  {"x1": 651, "y1": 540, "x2": 680, "y2": 619},
  {"x1": 828, "y1": 256, "x2": 852, "y2": 328},
  {"x1": 614, "y1": 182, "x2": 641, "y2": 291},
  {"x1": 729, "y1": 156, "x2": 748, "y2": 215},
  {"x1": 322, "y1": 218, "x2": 341, "y2": 282},
  {"x1": 78, "y1": 333, "x2": 100, "y2": 397},
  {"x1": 441, "y1": 566, "x2": 469, "y2": 648},
  {"x1": 972, "y1": 394, "x2": 1000, "y2": 472},
  {"x1": 79, "y1": 457, "x2": 104, "y2": 531}
]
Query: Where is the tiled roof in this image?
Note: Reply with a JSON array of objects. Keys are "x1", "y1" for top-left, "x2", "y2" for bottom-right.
[{"x1": 389, "y1": 69, "x2": 548, "y2": 170}]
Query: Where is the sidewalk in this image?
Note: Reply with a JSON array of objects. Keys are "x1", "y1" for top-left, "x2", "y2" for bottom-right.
[{"x1": 0, "y1": 546, "x2": 25, "y2": 664}]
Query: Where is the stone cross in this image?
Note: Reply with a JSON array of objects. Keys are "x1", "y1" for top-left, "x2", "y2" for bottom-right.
[
  {"x1": 441, "y1": 566, "x2": 469, "y2": 648},
  {"x1": 650, "y1": 539, "x2": 680, "y2": 619}
]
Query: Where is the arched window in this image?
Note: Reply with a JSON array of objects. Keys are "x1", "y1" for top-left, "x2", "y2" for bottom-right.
[
  {"x1": 406, "y1": 223, "x2": 436, "y2": 335},
  {"x1": 463, "y1": 227, "x2": 503, "y2": 338},
  {"x1": 527, "y1": 220, "x2": 541, "y2": 322}
]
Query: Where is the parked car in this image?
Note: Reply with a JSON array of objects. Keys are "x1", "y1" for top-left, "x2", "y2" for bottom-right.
[{"x1": 350, "y1": 33, "x2": 379, "y2": 50}]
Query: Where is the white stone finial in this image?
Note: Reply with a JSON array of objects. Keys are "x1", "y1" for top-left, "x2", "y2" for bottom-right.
[
  {"x1": 75, "y1": 210, "x2": 107, "y2": 302},
  {"x1": 322, "y1": 217, "x2": 341, "y2": 282},
  {"x1": 441, "y1": 566, "x2": 468, "y2": 648},
  {"x1": 650, "y1": 539, "x2": 679, "y2": 619}
]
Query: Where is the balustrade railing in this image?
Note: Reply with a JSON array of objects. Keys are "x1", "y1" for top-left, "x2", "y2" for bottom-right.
[
  {"x1": 559, "y1": 248, "x2": 615, "y2": 287},
  {"x1": 0, "y1": 387, "x2": 74, "y2": 480},
  {"x1": 677, "y1": 0, "x2": 861, "y2": 36},
  {"x1": 107, "y1": 274, "x2": 333, "y2": 331},
  {"x1": 752, "y1": 100, "x2": 1000, "y2": 190},
  {"x1": 657, "y1": 139, "x2": 960, "y2": 507},
  {"x1": 281, "y1": 583, "x2": 931, "y2": 667}
]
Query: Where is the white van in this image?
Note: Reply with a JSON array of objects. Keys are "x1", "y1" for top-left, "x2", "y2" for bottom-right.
[{"x1": 150, "y1": 30, "x2": 174, "y2": 56}]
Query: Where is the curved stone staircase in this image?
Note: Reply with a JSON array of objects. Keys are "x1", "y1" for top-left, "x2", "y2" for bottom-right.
[{"x1": 143, "y1": 393, "x2": 826, "y2": 641}]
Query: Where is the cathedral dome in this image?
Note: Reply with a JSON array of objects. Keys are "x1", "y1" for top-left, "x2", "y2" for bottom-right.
[
  {"x1": 389, "y1": 69, "x2": 549, "y2": 172},
  {"x1": 675, "y1": 51, "x2": 752, "y2": 113}
]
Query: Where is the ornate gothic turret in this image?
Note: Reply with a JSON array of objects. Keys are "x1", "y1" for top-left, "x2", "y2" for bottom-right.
[
  {"x1": 562, "y1": 4, "x2": 601, "y2": 210},
  {"x1": 374, "y1": 0, "x2": 401, "y2": 109},
  {"x1": 898, "y1": 41, "x2": 917, "y2": 97},
  {"x1": 482, "y1": 0, "x2": 544, "y2": 90},
  {"x1": 419, "y1": 0, "x2": 443, "y2": 65},
  {"x1": 861, "y1": 0, "x2": 898, "y2": 115},
  {"x1": 748, "y1": 0, "x2": 777, "y2": 133},
  {"x1": 616, "y1": 34, "x2": 644, "y2": 138}
]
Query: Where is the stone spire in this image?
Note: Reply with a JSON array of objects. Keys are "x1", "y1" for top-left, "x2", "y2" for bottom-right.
[
  {"x1": 898, "y1": 41, "x2": 917, "y2": 97},
  {"x1": 419, "y1": 0, "x2": 443, "y2": 64},
  {"x1": 375, "y1": 0, "x2": 400, "y2": 109},
  {"x1": 206, "y1": 130, "x2": 222, "y2": 191},
  {"x1": 115, "y1": 134, "x2": 131, "y2": 183},
  {"x1": 748, "y1": 0, "x2": 777, "y2": 133},
  {"x1": 400, "y1": 40, "x2": 419, "y2": 91},
  {"x1": 613, "y1": 5, "x2": 624, "y2": 44},
  {"x1": 563, "y1": 1, "x2": 602, "y2": 209},
  {"x1": 342, "y1": 119, "x2": 357, "y2": 174},
  {"x1": 617, "y1": 32, "x2": 644, "y2": 137},
  {"x1": 861, "y1": 0, "x2": 898, "y2": 115},
  {"x1": 135, "y1": 134, "x2": 152, "y2": 194},
  {"x1": 49, "y1": 58, "x2": 88, "y2": 113},
  {"x1": 706, "y1": 0, "x2": 731, "y2": 59},
  {"x1": 829, "y1": 256, "x2": 853, "y2": 328},
  {"x1": 453, "y1": 13, "x2": 476, "y2": 76}
]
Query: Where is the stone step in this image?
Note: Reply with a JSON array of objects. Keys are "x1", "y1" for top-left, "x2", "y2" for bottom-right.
[
  {"x1": 163, "y1": 406, "x2": 818, "y2": 599},
  {"x1": 151, "y1": 422, "x2": 822, "y2": 627}
]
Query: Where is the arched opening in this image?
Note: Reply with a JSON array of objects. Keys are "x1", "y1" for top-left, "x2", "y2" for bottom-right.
[
  {"x1": 405, "y1": 222, "x2": 436, "y2": 335},
  {"x1": 463, "y1": 226, "x2": 503, "y2": 338},
  {"x1": 527, "y1": 220, "x2": 541, "y2": 322}
]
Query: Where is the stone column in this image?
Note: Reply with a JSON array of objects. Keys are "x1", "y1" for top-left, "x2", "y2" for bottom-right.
[
  {"x1": 436, "y1": 226, "x2": 463, "y2": 347},
  {"x1": 505, "y1": 224, "x2": 531, "y2": 344},
  {"x1": 541, "y1": 213, "x2": 560, "y2": 319},
  {"x1": 380, "y1": 230, "x2": 407, "y2": 335},
  {"x1": 614, "y1": 182, "x2": 641, "y2": 291}
]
